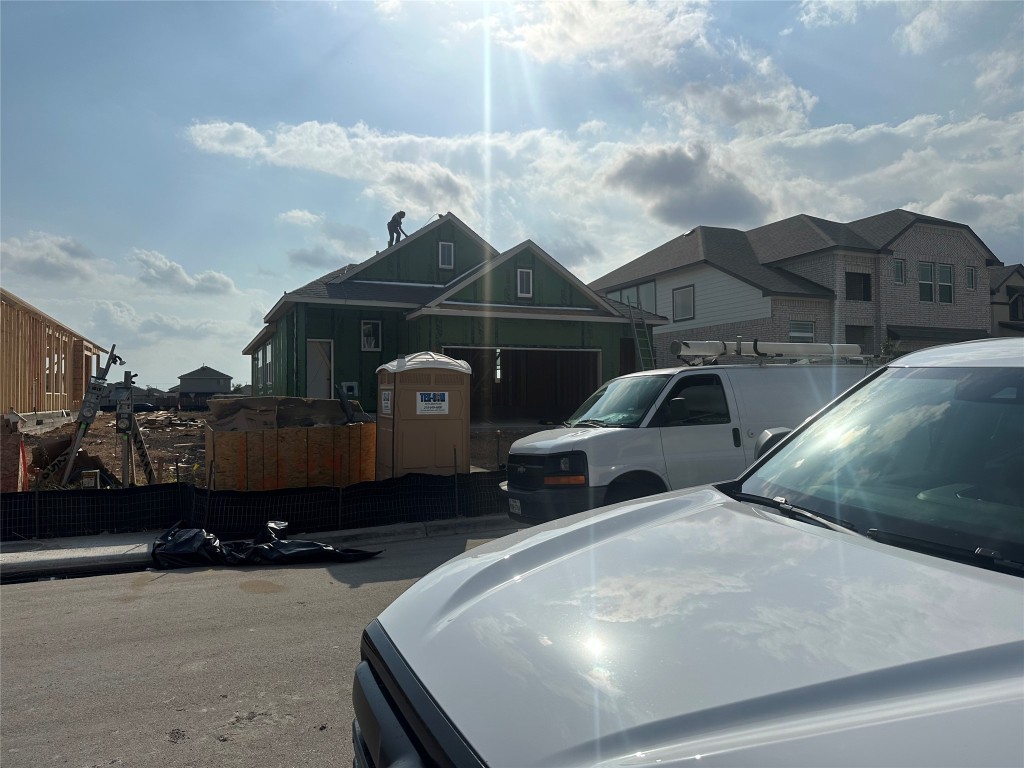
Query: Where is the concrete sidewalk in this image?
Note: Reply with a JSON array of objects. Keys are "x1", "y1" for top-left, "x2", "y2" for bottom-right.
[{"x1": 0, "y1": 514, "x2": 524, "y2": 581}]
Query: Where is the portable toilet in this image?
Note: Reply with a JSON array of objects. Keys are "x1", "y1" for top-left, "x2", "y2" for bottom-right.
[{"x1": 375, "y1": 352, "x2": 472, "y2": 480}]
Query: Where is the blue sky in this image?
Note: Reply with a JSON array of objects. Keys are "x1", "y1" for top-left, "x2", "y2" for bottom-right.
[{"x1": 2, "y1": 1, "x2": 1021, "y2": 389}]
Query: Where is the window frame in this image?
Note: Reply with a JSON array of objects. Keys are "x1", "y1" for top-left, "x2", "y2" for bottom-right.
[
  {"x1": 360, "y1": 320, "x2": 382, "y2": 352},
  {"x1": 1008, "y1": 287, "x2": 1024, "y2": 322},
  {"x1": 672, "y1": 285, "x2": 695, "y2": 321},
  {"x1": 789, "y1": 320, "x2": 815, "y2": 344},
  {"x1": 894, "y1": 258, "x2": 905, "y2": 285},
  {"x1": 966, "y1": 266, "x2": 976, "y2": 291},
  {"x1": 937, "y1": 263, "x2": 953, "y2": 304},
  {"x1": 845, "y1": 272, "x2": 872, "y2": 301},
  {"x1": 517, "y1": 268, "x2": 533, "y2": 298},
  {"x1": 438, "y1": 242, "x2": 454, "y2": 270},
  {"x1": 919, "y1": 261, "x2": 935, "y2": 302}
]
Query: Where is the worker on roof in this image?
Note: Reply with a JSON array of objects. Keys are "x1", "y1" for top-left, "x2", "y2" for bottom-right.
[{"x1": 388, "y1": 211, "x2": 408, "y2": 247}]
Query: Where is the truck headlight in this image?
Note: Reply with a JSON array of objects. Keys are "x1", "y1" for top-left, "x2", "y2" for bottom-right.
[{"x1": 543, "y1": 452, "x2": 588, "y2": 486}]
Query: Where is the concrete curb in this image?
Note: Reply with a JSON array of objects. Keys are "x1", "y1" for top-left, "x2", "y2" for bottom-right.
[{"x1": 0, "y1": 514, "x2": 522, "y2": 580}]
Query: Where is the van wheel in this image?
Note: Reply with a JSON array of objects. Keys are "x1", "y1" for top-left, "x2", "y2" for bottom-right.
[{"x1": 604, "y1": 478, "x2": 665, "y2": 505}]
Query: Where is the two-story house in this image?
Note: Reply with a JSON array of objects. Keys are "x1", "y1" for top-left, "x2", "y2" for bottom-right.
[
  {"x1": 589, "y1": 209, "x2": 1003, "y2": 363},
  {"x1": 242, "y1": 212, "x2": 665, "y2": 423},
  {"x1": 175, "y1": 366, "x2": 232, "y2": 410}
]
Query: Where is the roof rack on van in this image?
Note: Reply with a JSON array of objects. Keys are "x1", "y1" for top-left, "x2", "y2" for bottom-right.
[{"x1": 670, "y1": 339, "x2": 863, "y2": 366}]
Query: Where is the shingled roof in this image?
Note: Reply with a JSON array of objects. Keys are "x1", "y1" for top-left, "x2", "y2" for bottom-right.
[{"x1": 589, "y1": 209, "x2": 1001, "y2": 296}]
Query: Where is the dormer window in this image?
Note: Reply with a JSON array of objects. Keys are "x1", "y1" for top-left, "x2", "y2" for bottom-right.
[
  {"x1": 439, "y1": 242, "x2": 454, "y2": 270},
  {"x1": 517, "y1": 269, "x2": 533, "y2": 298}
]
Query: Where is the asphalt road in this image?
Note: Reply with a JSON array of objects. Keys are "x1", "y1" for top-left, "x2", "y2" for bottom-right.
[{"x1": 0, "y1": 531, "x2": 509, "y2": 768}]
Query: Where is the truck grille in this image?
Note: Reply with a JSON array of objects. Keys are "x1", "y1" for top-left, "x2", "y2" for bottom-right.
[{"x1": 505, "y1": 454, "x2": 547, "y2": 491}]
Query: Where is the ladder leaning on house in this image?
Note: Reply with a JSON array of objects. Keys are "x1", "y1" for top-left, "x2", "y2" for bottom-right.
[{"x1": 626, "y1": 300, "x2": 657, "y2": 371}]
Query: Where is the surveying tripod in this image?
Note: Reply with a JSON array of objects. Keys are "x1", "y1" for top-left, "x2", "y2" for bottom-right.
[{"x1": 36, "y1": 345, "x2": 156, "y2": 488}]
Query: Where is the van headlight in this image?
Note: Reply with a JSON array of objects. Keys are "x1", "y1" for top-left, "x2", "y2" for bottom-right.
[{"x1": 543, "y1": 452, "x2": 588, "y2": 486}]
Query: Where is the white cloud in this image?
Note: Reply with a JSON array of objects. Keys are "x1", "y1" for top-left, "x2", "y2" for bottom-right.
[
  {"x1": 893, "y1": 2, "x2": 953, "y2": 55},
  {"x1": 797, "y1": 0, "x2": 863, "y2": 28},
  {"x1": 0, "y1": 232, "x2": 111, "y2": 281},
  {"x1": 494, "y1": 1, "x2": 711, "y2": 70},
  {"x1": 188, "y1": 121, "x2": 267, "y2": 158},
  {"x1": 129, "y1": 249, "x2": 236, "y2": 294},
  {"x1": 974, "y1": 44, "x2": 1024, "y2": 106},
  {"x1": 277, "y1": 209, "x2": 324, "y2": 226}
]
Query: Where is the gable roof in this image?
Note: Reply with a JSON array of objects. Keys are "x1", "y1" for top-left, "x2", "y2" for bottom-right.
[
  {"x1": 180, "y1": 366, "x2": 232, "y2": 380},
  {"x1": 590, "y1": 209, "x2": 1003, "y2": 296},
  {"x1": 406, "y1": 239, "x2": 648, "y2": 323},
  {"x1": 590, "y1": 225, "x2": 832, "y2": 298},
  {"x1": 262, "y1": 212, "x2": 496, "y2": 323},
  {"x1": 245, "y1": 216, "x2": 664, "y2": 354},
  {"x1": 989, "y1": 263, "x2": 1024, "y2": 293}
]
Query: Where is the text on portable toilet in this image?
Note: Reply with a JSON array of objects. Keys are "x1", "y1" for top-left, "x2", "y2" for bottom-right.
[{"x1": 416, "y1": 392, "x2": 449, "y2": 414}]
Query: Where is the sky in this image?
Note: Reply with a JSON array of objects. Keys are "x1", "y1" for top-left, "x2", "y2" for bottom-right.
[{"x1": 2, "y1": 1, "x2": 1022, "y2": 390}]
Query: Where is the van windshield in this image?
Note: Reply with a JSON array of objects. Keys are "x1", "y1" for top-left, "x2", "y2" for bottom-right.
[{"x1": 565, "y1": 374, "x2": 671, "y2": 428}]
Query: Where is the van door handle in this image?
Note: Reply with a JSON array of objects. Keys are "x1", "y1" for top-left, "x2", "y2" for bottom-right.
[{"x1": 732, "y1": 428, "x2": 741, "y2": 447}]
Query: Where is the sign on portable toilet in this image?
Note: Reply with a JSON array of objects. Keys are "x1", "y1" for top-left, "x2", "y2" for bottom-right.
[{"x1": 375, "y1": 352, "x2": 472, "y2": 480}]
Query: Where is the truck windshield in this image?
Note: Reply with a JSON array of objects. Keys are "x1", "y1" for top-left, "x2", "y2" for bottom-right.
[
  {"x1": 740, "y1": 366, "x2": 1024, "y2": 571},
  {"x1": 565, "y1": 374, "x2": 671, "y2": 428}
]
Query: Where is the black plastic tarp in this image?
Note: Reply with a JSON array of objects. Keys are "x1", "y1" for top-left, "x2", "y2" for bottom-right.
[{"x1": 151, "y1": 520, "x2": 382, "y2": 569}]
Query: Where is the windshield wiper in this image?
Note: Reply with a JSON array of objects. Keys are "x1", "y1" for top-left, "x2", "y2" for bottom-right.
[
  {"x1": 722, "y1": 487, "x2": 859, "y2": 535},
  {"x1": 865, "y1": 529, "x2": 1024, "y2": 572},
  {"x1": 571, "y1": 419, "x2": 610, "y2": 427}
]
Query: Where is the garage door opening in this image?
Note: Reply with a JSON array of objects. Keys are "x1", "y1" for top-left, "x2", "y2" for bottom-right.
[{"x1": 444, "y1": 347, "x2": 601, "y2": 424}]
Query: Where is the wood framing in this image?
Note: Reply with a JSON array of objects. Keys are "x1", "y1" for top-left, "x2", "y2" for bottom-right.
[{"x1": 1, "y1": 288, "x2": 106, "y2": 414}]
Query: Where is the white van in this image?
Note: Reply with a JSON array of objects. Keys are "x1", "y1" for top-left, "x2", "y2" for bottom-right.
[{"x1": 500, "y1": 346, "x2": 871, "y2": 524}]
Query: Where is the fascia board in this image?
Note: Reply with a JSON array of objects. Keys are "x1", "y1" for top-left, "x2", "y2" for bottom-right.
[{"x1": 406, "y1": 305, "x2": 666, "y2": 325}]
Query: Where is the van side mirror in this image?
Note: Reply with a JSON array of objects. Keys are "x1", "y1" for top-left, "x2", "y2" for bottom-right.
[{"x1": 755, "y1": 428, "x2": 791, "y2": 459}]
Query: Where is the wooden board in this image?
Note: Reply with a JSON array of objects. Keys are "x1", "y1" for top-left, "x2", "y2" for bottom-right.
[{"x1": 206, "y1": 421, "x2": 376, "y2": 491}]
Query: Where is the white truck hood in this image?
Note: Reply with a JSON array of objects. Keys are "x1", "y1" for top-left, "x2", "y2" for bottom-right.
[
  {"x1": 508, "y1": 425, "x2": 623, "y2": 453},
  {"x1": 377, "y1": 488, "x2": 1024, "y2": 767}
]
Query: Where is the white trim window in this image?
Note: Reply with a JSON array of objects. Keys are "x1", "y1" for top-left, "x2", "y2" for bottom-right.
[
  {"x1": 919, "y1": 261, "x2": 935, "y2": 302},
  {"x1": 517, "y1": 268, "x2": 533, "y2": 298},
  {"x1": 361, "y1": 320, "x2": 381, "y2": 352},
  {"x1": 937, "y1": 263, "x2": 953, "y2": 304},
  {"x1": 966, "y1": 266, "x2": 976, "y2": 291},
  {"x1": 439, "y1": 242, "x2": 454, "y2": 270},
  {"x1": 894, "y1": 258, "x2": 905, "y2": 285},
  {"x1": 672, "y1": 285, "x2": 694, "y2": 321},
  {"x1": 789, "y1": 321, "x2": 815, "y2": 344}
]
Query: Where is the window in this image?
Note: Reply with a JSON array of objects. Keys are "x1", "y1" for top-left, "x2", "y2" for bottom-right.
[
  {"x1": 652, "y1": 374, "x2": 731, "y2": 427},
  {"x1": 919, "y1": 262, "x2": 934, "y2": 302},
  {"x1": 894, "y1": 258, "x2": 905, "y2": 285},
  {"x1": 673, "y1": 285, "x2": 694, "y2": 321},
  {"x1": 845, "y1": 272, "x2": 872, "y2": 301},
  {"x1": 1009, "y1": 287, "x2": 1024, "y2": 322},
  {"x1": 517, "y1": 269, "x2": 533, "y2": 298},
  {"x1": 608, "y1": 281, "x2": 655, "y2": 311},
  {"x1": 439, "y1": 242, "x2": 454, "y2": 270},
  {"x1": 263, "y1": 342, "x2": 273, "y2": 386},
  {"x1": 789, "y1": 321, "x2": 815, "y2": 343},
  {"x1": 361, "y1": 320, "x2": 381, "y2": 352},
  {"x1": 967, "y1": 266, "x2": 976, "y2": 290},
  {"x1": 937, "y1": 263, "x2": 953, "y2": 304}
]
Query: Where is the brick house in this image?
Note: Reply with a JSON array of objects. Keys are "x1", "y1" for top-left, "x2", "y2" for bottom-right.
[{"x1": 588, "y1": 209, "x2": 1003, "y2": 363}]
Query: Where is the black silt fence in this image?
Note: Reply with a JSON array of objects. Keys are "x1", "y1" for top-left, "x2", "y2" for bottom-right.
[{"x1": 0, "y1": 471, "x2": 508, "y2": 542}]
